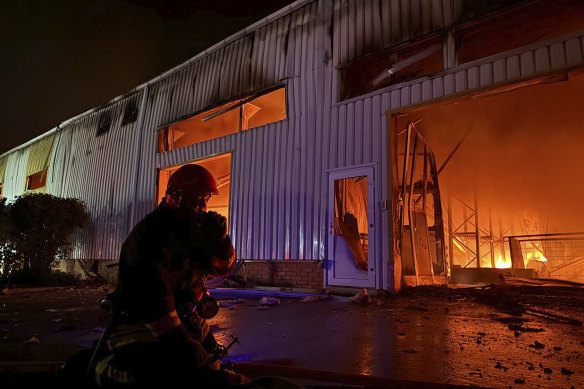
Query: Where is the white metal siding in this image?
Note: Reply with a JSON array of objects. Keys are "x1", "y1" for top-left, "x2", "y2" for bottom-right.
[
  {"x1": 135, "y1": 2, "x2": 322, "y2": 261},
  {"x1": 2, "y1": 0, "x2": 584, "y2": 288},
  {"x1": 44, "y1": 92, "x2": 144, "y2": 260},
  {"x1": 333, "y1": 0, "x2": 465, "y2": 67},
  {"x1": 2, "y1": 147, "x2": 30, "y2": 200},
  {"x1": 362, "y1": 31, "x2": 584, "y2": 111}
]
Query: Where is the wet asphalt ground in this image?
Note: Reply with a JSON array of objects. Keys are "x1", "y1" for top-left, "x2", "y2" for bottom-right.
[{"x1": 0, "y1": 285, "x2": 583, "y2": 388}]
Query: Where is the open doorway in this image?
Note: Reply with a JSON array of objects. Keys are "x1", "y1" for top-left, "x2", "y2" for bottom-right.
[
  {"x1": 157, "y1": 153, "x2": 232, "y2": 223},
  {"x1": 393, "y1": 69, "x2": 584, "y2": 284}
]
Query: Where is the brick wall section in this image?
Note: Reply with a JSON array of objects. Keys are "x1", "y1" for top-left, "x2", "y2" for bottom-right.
[
  {"x1": 58, "y1": 259, "x2": 323, "y2": 289},
  {"x1": 238, "y1": 260, "x2": 323, "y2": 290}
]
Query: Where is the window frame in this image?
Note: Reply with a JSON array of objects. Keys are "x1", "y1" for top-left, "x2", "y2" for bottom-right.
[
  {"x1": 156, "y1": 82, "x2": 288, "y2": 153},
  {"x1": 154, "y1": 150, "x2": 234, "y2": 212},
  {"x1": 122, "y1": 96, "x2": 140, "y2": 126},
  {"x1": 455, "y1": 0, "x2": 584, "y2": 66},
  {"x1": 338, "y1": 34, "x2": 444, "y2": 102},
  {"x1": 25, "y1": 168, "x2": 48, "y2": 191},
  {"x1": 96, "y1": 111, "x2": 113, "y2": 136}
]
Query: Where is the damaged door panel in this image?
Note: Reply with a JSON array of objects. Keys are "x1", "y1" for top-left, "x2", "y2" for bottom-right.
[
  {"x1": 394, "y1": 119, "x2": 447, "y2": 287},
  {"x1": 327, "y1": 165, "x2": 376, "y2": 289}
]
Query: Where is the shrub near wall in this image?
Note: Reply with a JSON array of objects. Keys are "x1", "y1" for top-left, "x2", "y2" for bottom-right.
[
  {"x1": 0, "y1": 198, "x2": 18, "y2": 277},
  {"x1": 0, "y1": 193, "x2": 89, "y2": 285}
]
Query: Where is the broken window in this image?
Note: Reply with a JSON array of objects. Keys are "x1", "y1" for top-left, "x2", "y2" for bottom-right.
[
  {"x1": 157, "y1": 153, "x2": 232, "y2": 223},
  {"x1": 458, "y1": 0, "x2": 584, "y2": 64},
  {"x1": 334, "y1": 176, "x2": 369, "y2": 271},
  {"x1": 96, "y1": 111, "x2": 112, "y2": 136},
  {"x1": 157, "y1": 86, "x2": 287, "y2": 153},
  {"x1": 340, "y1": 37, "x2": 443, "y2": 101},
  {"x1": 459, "y1": 0, "x2": 528, "y2": 21},
  {"x1": 26, "y1": 169, "x2": 48, "y2": 191},
  {"x1": 122, "y1": 97, "x2": 139, "y2": 126},
  {"x1": 24, "y1": 134, "x2": 54, "y2": 193}
]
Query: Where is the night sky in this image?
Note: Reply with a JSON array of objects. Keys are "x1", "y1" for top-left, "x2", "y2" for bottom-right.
[{"x1": 0, "y1": 0, "x2": 293, "y2": 155}]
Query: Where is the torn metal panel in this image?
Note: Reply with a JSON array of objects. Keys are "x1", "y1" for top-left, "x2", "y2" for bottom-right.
[
  {"x1": 2, "y1": 147, "x2": 30, "y2": 200},
  {"x1": 25, "y1": 133, "x2": 55, "y2": 178},
  {"x1": 0, "y1": 156, "x2": 8, "y2": 185}
]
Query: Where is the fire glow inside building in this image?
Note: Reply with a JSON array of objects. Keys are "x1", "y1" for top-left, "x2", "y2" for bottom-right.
[{"x1": 1, "y1": 0, "x2": 584, "y2": 292}]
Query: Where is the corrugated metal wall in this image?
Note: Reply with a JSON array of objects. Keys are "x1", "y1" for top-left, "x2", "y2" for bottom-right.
[
  {"x1": 46, "y1": 125, "x2": 73, "y2": 196},
  {"x1": 0, "y1": 156, "x2": 9, "y2": 188},
  {"x1": 54, "y1": 92, "x2": 144, "y2": 260},
  {"x1": 3, "y1": 0, "x2": 583, "y2": 288},
  {"x1": 135, "y1": 1, "x2": 324, "y2": 261},
  {"x1": 2, "y1": 147, "x2": 30, "y2": 200},
  {"x1": 333, "y1": 0, "x2": 465, "y2": 67},
  {"x1": 26, "y1": 133, "x2": 55, "y2": 177}
]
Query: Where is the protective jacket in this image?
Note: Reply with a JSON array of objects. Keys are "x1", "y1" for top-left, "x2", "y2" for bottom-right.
[
  {"x1": 117, "y1": 203, "x2": 234, "y2": 323},
  {"x1": 96, "y1": 202, "x2": 235, "y2": 385}
]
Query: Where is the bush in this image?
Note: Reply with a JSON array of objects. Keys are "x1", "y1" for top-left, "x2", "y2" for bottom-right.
[
  {"x1": 0, "y1": 193, "x2": 89, "y2": 284},
  {"x1": 1, "y1": 269, "x2": 81, "y2": 288},
  {"x1": 0, "y1": 198, "x2": 18, "y2": 277}
]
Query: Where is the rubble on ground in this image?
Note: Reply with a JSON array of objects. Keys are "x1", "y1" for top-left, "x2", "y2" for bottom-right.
[
  {"x1": 1, "y1": 283, "x2": 582, "y2": 388},
  {"x1": 300, "y1": 295, "x2": 330, "y2": 303},
  {"x1": 259, "y1": 297, "x2": 280, "y2": 306},
  {"x1": 348, "y1": 288, "x2": 370, "y2": 305}
]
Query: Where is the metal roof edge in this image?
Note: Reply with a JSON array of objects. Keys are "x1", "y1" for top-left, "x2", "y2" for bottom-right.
[
  {"x1": 134, "y1": 0, "x2": 313, "y2": 90},
  {"x1": 1, "y1": 0, "x2": 314, "y2": 159},
  {"x1": 0, "y1": 126, "x2": 60, "y2": 159}
]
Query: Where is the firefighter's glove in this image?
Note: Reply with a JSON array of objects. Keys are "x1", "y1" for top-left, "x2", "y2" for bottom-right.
[
  {"x1": 213, "y1": 344, "x2": 229, "y2": 360},
  {"x1": 158, "y1": 326, "x2": 208, "y2": 370},
  {"x1": 202, "y1": 211, "x2": 228, "y2": 241}
]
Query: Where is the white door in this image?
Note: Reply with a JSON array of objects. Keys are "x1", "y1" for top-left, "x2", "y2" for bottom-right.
[{"x1": 327, "y1": 165, "x2": 376, "y2": 288}]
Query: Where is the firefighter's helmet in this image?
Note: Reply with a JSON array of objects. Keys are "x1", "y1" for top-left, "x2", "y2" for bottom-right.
[{"x1": 166, "y1": 164, "x2": 219, "y2": 197}]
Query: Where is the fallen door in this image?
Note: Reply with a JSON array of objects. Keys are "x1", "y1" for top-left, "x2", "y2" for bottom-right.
[
  {"x1": 394, "y1": 118, "x2": 447, "y2": 286},
  {"x1": 327, "y1": 165, "x2": 376, "y2": 288}
]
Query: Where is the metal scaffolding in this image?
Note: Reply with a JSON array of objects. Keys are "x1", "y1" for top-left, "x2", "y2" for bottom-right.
[{"x1": 446, "y1": 192, "x2": 510, "y2": 269}]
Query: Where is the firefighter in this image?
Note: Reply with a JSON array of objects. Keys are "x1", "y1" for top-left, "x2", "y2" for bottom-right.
[{"x1": 94, "y1": 164, "x2": 246, "y2": 386}]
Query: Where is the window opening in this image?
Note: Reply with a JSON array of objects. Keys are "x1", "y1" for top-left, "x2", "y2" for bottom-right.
[
  {"x1": 122, "y1": 97, "x2": 139, "y2": 126},
  {"x1": 96, "y1": 111, "x2": 112, "y2": 136},
  {"x1": 458, "y1": 0, "x2": 584, "y2": 64},
  {"x1": 157, "y1": 153, "x2": 232, "y2": 224},
  {"x1": 26, "y1": 169, "x2": 48, "y2": 191},
  {"x1": 157, "y1": 86, "x2": 286, "y2": 153},
  {"x1": 460, "y1": 0, "x2": 528, "y2": 21},
  {"x1": 394, "y1": 71, "x2": 584, "y2": 284},
  {"x1": 340, "y1": 37, "x2": 443, "y2": 101}
]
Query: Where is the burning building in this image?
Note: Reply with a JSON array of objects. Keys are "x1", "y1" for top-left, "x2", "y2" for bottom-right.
[{"x1": 1, "y1": 0, "x2": 584, "y2": 292}]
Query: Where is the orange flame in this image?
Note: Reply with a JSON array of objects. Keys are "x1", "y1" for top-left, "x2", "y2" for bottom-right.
[{"x1": 495, "y1": 255, "x2": 512, "y2": 269}]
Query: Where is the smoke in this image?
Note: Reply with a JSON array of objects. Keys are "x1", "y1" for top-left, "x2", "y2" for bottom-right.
[{"x1": 400, "y1": 72, "x2": 584, "y2": 234}]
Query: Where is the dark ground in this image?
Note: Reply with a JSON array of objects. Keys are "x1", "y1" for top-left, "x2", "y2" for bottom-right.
[{"x1": 0, "y1": 285, "x2": 583, "y2": 388}]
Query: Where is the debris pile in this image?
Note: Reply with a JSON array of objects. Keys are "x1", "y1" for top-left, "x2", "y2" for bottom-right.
[
  {"x1": 300, "y1": 295, "x2": 330, "y2": 303},
  {"x1": 349, "y1": 289, "x2": 370, "y2": 305},
  {"x1": 259, "y1": 297, "x2": 280, "y2": 306}
]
